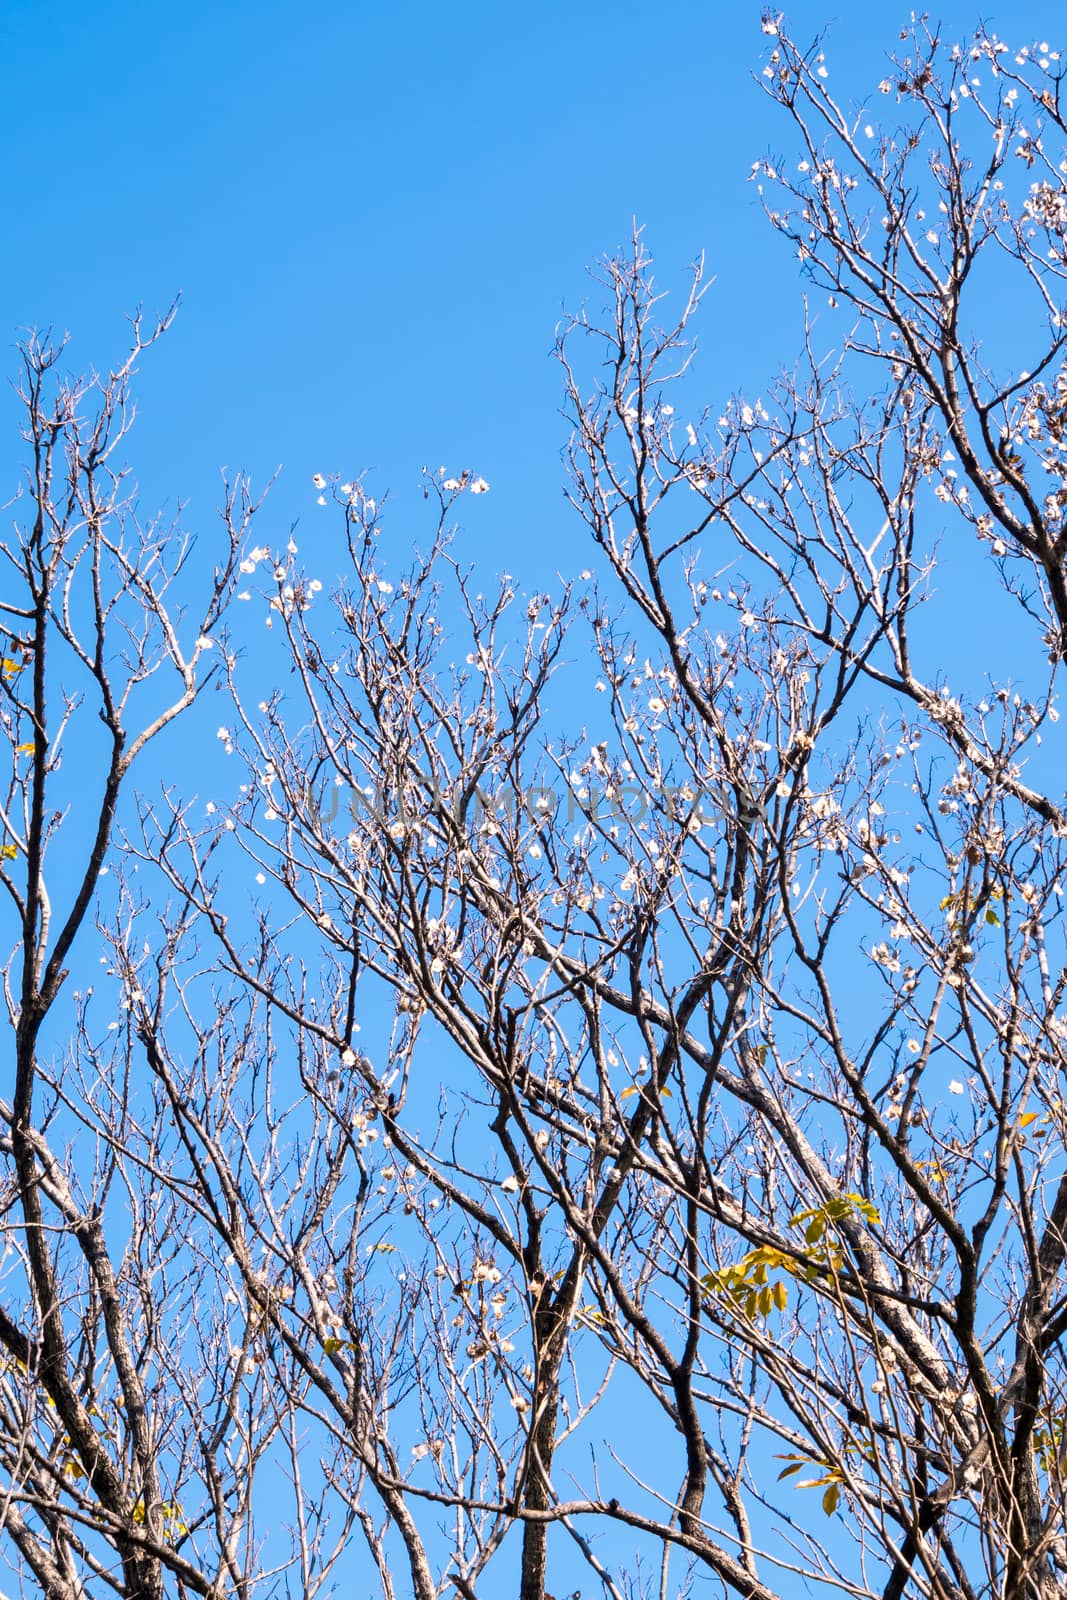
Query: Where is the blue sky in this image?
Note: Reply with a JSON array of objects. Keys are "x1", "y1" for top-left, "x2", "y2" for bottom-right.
[{"x1": 3, "y1": 0, "x2": 1064, "y2": 599}]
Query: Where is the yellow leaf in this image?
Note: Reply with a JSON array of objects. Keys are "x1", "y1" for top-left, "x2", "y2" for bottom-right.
[
  {"x1": 323, "y1": 1336, "x2": 344, "y2": 1355},
  {"x1": 621, "y1": 1078, "x2": 670, "y2": 1100},
  {"x1": 822, "y1": 1482, "x2": 841, "y2": 1515},
  {"x1": 15, "y1": 742, "x2": 34, "y2": 755},
  {"x1": 1019, "y1": 1112, "x2": 1039, "y2": 1127},
  {"x1": 0, "y1": 844, "x2": 16, "y2": 861},
  {"x1": 161, "y1": 1500, "x2": 187, "y2": 1538}
]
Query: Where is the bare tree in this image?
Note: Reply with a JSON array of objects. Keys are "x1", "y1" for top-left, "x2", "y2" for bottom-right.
[
  {"x1": 4, "y1": 15, "x2": 1067, "y2": 1600},
  {"x1": 0, "y1": 322, "x2": 294, "y2": 1600}
]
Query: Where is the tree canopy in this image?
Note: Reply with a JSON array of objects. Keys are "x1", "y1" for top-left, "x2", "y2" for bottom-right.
[{"x1": 2, "y1": 16, "x2": 1067, "y2": 1600}]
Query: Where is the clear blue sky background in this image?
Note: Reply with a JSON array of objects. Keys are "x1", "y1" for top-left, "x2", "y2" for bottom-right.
[{"x1": 2, "y1": 0, "x2": 1063, "y2": 596}]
